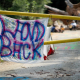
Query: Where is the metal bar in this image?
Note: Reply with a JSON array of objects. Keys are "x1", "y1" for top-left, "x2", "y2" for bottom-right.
[
  {"x1": 0, "y1": 10, "x2": 80, "y2": 45},
  {"x1": 0, "y1": 10, "x2": 80, "y2": 20},
  {"x1": 44, "y1": 38, "x2": 80, "y2": 45}
]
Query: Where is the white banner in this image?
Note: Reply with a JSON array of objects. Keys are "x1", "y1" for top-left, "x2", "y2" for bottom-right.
[{"x1": 0, "y1": 15, "x2": 48, "y2": 63}]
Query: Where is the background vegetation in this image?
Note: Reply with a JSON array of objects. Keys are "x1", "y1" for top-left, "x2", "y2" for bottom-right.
[
  {"x1": 0, "y1": 0, "x2": 80, "y2": 19},
  {"x1": 0, "y1": 0, "x2": 51, "y2": 19}
]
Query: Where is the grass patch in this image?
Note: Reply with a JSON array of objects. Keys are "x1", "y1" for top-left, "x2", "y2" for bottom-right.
[{"x1": 0, "y1": 57, "x2": 4, "y2": 63}]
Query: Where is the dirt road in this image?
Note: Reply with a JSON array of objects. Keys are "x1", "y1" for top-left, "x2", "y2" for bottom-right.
[{"x1": 0, "y1": 30, "x2": 80, "y2": 80}]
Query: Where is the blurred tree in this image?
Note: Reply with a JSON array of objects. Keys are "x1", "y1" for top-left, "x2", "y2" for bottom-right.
[
  {"x1": 0, "y1": 0, "x2": 13, "y2": 10},
  {"x1": 9, "y1": 0, "x2": 51, "y2": 19}
]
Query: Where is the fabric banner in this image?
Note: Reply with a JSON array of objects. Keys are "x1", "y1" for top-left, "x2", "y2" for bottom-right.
[{"x1": 0, "y1": 15, "x2": 48, "y2": 63}]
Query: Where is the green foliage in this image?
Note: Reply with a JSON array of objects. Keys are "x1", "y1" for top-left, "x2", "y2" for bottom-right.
[
  {"x1": 0, "y1": 0, "x2": 51, "y2": 19},
  {"x1": 1, "y1": 0, "x2": 80, "y2": 19},
  {"x1": 8, "y1": 0, "x2": 51, "y2": 19},
  {"x1": 0, "y1": 57, "x2": 4, "y2": 63}
]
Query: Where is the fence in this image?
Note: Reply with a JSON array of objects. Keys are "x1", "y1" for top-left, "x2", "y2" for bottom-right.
[{"x1": 0, "y1": 10, "x2": 80, "y2": 45}]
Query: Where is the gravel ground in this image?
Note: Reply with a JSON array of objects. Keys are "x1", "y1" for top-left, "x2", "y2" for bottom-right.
[{"x1": 0, "y1": 30, "x2": 80, "y2": 80}]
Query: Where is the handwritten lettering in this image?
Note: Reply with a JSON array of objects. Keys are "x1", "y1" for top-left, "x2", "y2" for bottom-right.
[{"x1": 0, "y1": 16, "x2": 46, "y2": 61}]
